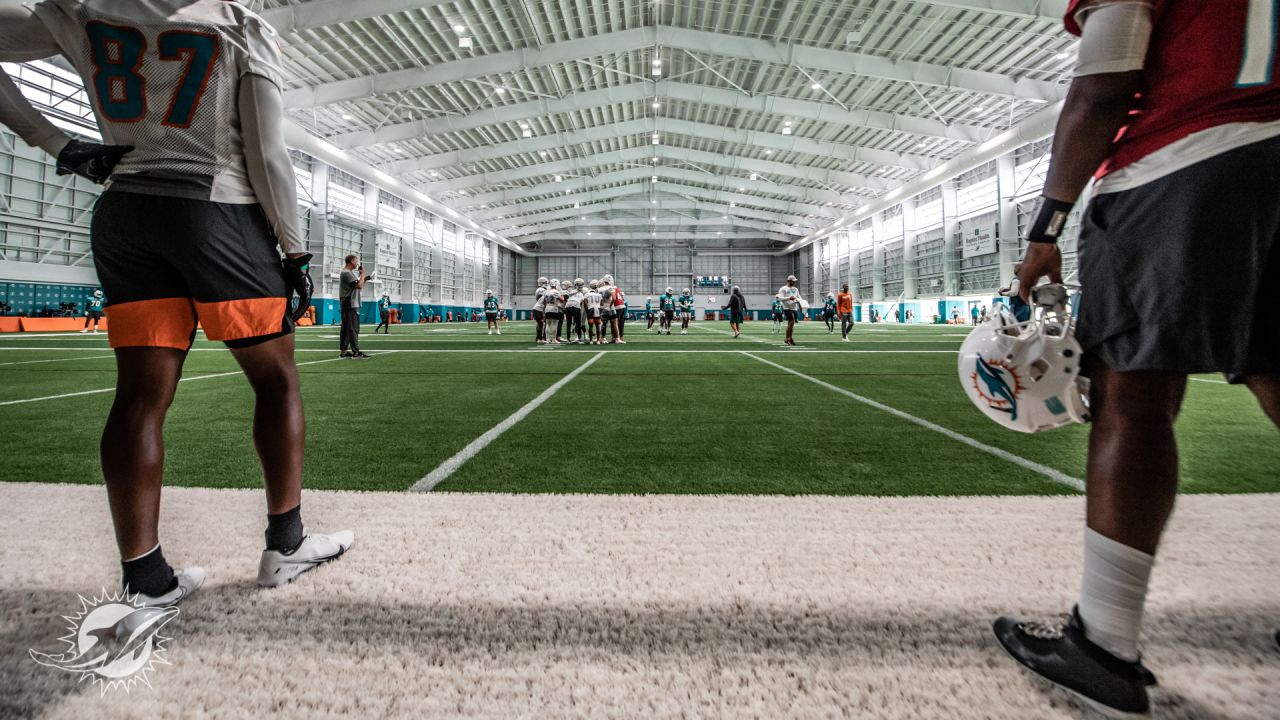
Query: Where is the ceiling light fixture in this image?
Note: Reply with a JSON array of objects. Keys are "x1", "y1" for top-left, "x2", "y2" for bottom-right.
[
  {"x1": 810, "y1": 82, "x2": 822, "y2": 90},
  {"x1": 458, "y1": 37, "x2": 472, "y2": 48}
]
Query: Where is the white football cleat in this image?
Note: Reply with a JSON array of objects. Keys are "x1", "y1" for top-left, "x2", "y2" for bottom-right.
[
  {"x1": 79, "y1": 329, "x2": 89, "y2": 334},
  {"x1": 496, "y1": 330, "x2": 501, "y2": 335},
  {"x1": 258, "y1": 530, "x2": 354, "y2": 588},
  {"x1": 115, "y1": 567, "x2": 205, "y2": 639},
  {"x1": 128, "y1": 567, "x2": 206, "y2": 608}
]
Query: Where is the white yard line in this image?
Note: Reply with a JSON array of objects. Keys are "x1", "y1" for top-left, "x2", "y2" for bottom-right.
[
  {"x1": 0, "y1": 353, "x2": 388, "y2": 407},
  {"x1": 690, "y1": 322, "x2": 783, "y2": 346},
  {"x1": 0, "y1": 346, "x2": 954, "y2": 355},
  {"x1": 742, "y1": 352, "x2": 1084, "y2": 492},
  {"x1": 0, "y1": 354, "x2": 114, "y2": 367},
  {"x1": 411, "y1": 352, "x2": 606, "y2": 492},
  {"x1": 1190, "y1": 377, "x2": 1229, "y2": 385}
]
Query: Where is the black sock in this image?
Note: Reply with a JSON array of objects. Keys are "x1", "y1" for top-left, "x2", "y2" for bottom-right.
[
  {"x1": 122, "y1": 545, "x2": 177, "y2": 597},
  {"x1": 265, "y1": 504, "x2": 304, "y2": 552}
]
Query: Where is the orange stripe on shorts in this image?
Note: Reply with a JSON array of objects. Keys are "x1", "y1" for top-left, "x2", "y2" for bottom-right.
[
  {"x1": 105, "y1": 298, "x2": 198, "y2": 350},
  {"x1": 194, "y1": 297, "x2": 287, "y2": 342}
]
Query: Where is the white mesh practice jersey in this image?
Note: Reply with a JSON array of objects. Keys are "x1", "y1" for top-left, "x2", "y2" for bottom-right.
[{"x1": 32, "y1": 0, "x2": 285, "y2": 203}]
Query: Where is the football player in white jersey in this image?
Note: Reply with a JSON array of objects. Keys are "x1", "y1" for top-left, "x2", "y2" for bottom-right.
[
  {"x1": 532, "y1": 276, "x2": 548, "y2": 343},
  {"x1": 543, "y1": 279, "x2": 563, "y2": 345},
  {"x1": 585, "y1": 280, "x2": 604, "y2": 344},
  {"x1": 564, "y1": 279, "x2": 584, "y2": 344},
  {"x1": 0, "y1": 0, "x2": 353, "y2": 608}
]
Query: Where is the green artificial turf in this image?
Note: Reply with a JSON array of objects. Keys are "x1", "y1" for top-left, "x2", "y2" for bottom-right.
[{"x1": 0, "y1": 321, "x2": 1276, "y2": 495}]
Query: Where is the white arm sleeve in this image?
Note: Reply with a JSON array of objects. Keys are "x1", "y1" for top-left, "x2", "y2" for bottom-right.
[
  {"x1": 239, "y1": 74, "x2": 304, "y2": 256},
  {"x1": 0, "y1": 7, "x2": 70, "y2": 156},
  {"x1": 1074, "y1": 1, "x2": 1155, "y2": 77}
]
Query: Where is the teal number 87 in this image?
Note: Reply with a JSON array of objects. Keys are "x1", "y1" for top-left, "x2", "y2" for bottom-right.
[{"x1": 86, "y1": 21, "x2": 220, "y2": 126}]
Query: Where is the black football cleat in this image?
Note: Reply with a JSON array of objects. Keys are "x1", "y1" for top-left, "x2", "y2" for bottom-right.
[{"x1": 993, "y1": 606, "x2": 1152, "y2": 719}]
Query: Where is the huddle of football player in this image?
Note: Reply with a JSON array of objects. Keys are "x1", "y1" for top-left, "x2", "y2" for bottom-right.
[{"x1": 533, "y1": 275, "x2": 626, "y2": 344}]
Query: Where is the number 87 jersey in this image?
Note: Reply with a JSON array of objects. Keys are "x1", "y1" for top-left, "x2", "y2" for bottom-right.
[{"x1": 32, "y1": 0, "x2": 285, "y2": 203}]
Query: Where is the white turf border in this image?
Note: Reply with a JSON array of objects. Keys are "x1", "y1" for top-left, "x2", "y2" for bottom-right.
[
  {"x1": 0, "y1": 354, "x2": 114, "y2": 367},
  {"x1": 411, "y1": 351, "x2": 605, "y2": 492},
  {"x1": 741, "y1": 351, "x2": 1085, "y2": 492},
  {"x1": 0, "y1": 352, "x2": 394, "y2": 407},
  {"x1": 0, "y1": 343, "x2": 957, "y2": 351}
]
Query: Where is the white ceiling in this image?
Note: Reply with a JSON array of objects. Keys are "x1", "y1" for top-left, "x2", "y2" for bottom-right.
[{"x1": 261, "y1": 0, "x2": 1074, "y2": 250}]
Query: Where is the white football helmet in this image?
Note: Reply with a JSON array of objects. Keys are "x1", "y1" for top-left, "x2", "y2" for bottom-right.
[
  {"x1": 602, "y1": 274, "x2": 614, "y2": 284},
  {"x1": 786, "y1": 275, "x2": 797, "y2": 283},
  {"x1": 682, "y1": 288, "x2": 690, "y2": 294},
  {"x1": 589, "y1": 280, "x2": 600, "y2": 289},
  {"x1": 550, "y1": 279, "x2": 559, "y2": 289},
  {"x1": 574, "y1": 278, "x2": 585, "y2": 287},
  {"x1": 93, "y1": 289, "x2": 103, "y2": 297},
  {"x1": 537, "y1": 276, "x2": 548, "y2": 287},
  {"x1": 485, "y1": 289, "x2": 493, "y2": 297},
  {"x1": 958, "y1": 284, "x2": 1089, "y2": 434}
]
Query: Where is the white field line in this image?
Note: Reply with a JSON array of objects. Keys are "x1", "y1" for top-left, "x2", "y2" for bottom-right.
[
  {"x1": 411, "y1": 351, "x2": 605, "y2": 492},
  {"x1": 0, "y1": 353, "x2": 390, "y2": 407},
  {"x1": 1190, "y1": 377, "x2": 1229, "y2": 385},
  {"x1": 290, "y1": 336, "x2": 962, "y2": 344},
  {"x1": 742, "y1": 352, "x2": 1084, "y2": 492},
  {"x1": 689, "y1": 322, "x2": 783, "y2": 347},
  {"x1": 0, "y1": 354, "x2": 114, "y2": 367},
  {"x1": 0, "y1": 347, "x2": 957, "y2": 355}
]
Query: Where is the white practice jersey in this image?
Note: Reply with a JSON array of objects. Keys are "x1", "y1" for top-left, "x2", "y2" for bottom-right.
[
  {"x1": 532, "y1": 287, "x2": 547, "y2": 312},
  {"x1": 544, "y1": 290, "x2": 563, "y2": 314},
  {"x1": 565, "y1": 290, "x2": 583, "y2": 309},
  {"x1": 778, "y1": 285, "x2": 801, "y2": 310},
  {"x1": 32, "y1": 0, "x2": 285, "y2": 203},
  {"x1": 586, "y1": 290, "x2": 602, "y2": 311}
]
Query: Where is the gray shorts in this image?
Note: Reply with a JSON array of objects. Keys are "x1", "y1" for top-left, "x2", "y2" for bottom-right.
[{"x1": 1077, "y1": 135, "x2": 1280, "y2": 377}]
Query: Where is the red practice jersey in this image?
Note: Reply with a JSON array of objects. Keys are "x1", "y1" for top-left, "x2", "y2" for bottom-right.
[{"x1": 1066, "y1": 0, "x2": 1280, "y2": 176}]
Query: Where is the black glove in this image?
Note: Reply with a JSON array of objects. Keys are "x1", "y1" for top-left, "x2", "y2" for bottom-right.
[
  {"x1": 281, "y1": 253, "x2": 314, "y2": 323},
  {"x1": 55, "y1": 139, "x2": 133, "y2": 184}
]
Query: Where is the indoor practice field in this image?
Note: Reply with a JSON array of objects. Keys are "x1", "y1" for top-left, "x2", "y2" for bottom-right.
[{"x1": 2, "y1": 320, "x2": 1277, "y2": 496}]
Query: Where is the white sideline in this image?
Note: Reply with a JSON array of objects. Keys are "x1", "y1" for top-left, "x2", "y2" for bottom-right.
[
  {"x1": 0, "y1": 353, "x2": 388, "y2": 407},
  {"x1": 742, "y1": 352, "x2": 1085, "y2": 492},
  {"x1": 411, "y1": 351, "x2": 605, "y2": 492},
  {"x1": 0, "y1": 347, "x2": 955, "y2": 355},
  {"x1": 0, "y1": 354, "x2": 114, "y2": 367}
]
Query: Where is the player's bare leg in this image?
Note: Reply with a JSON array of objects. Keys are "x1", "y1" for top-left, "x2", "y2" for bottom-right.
[
  {"x1": 1084, "y1": 361, "x2": 1188, "y2": 555},
  {"x1": 1243, "y1": 374, "x2": 1280, "y2": 427},
  {"x1": 227, "y1": 333, "x2": 304, "y2": 515},
  {"x1": 101, "y1": 347, "x2": 187, "y2": 559}
]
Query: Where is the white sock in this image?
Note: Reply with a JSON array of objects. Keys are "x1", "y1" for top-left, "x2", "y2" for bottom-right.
[{"x1": 1078, "y1": 527, "x2": 1155, "y2": 662}]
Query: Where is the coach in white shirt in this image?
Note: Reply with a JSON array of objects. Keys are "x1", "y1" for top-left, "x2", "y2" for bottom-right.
[{"x1": 777, "y1": 275, "x2": 802, "y2": 346}]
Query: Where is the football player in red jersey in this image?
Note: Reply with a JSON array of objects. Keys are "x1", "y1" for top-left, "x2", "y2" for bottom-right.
[
  {"x1": 0, "y1": 0, "x2": 353, "y2": 611},
  {"x1": 997, "y1": 1, "x2": 1280, "y2": 716}
]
